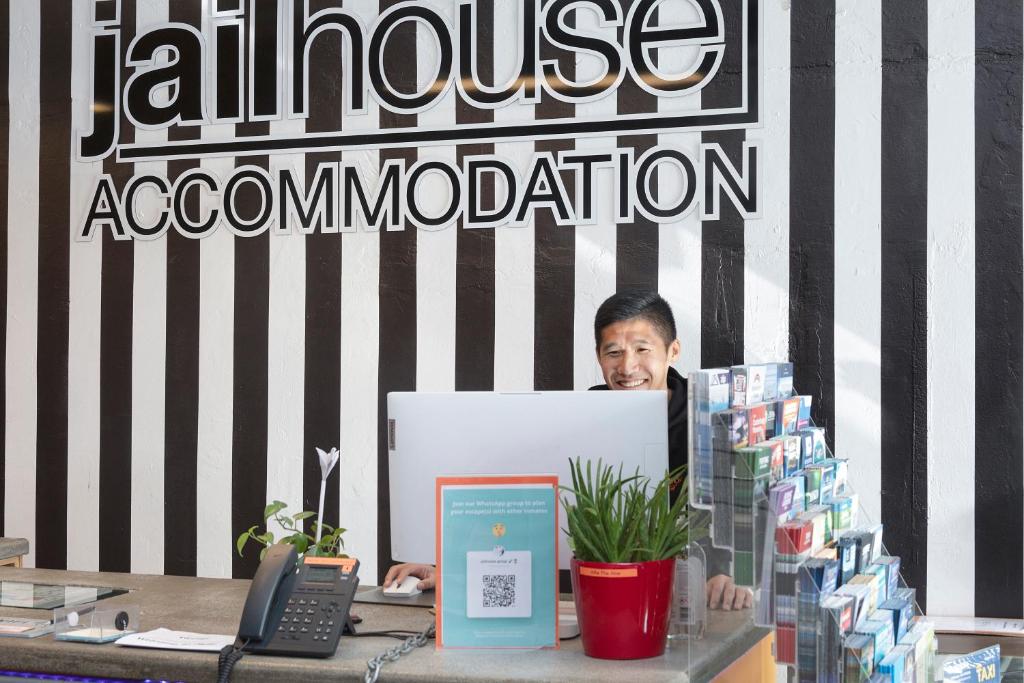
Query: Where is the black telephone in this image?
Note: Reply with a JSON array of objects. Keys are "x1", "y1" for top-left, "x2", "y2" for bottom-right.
[{"x1": 235, "y1": 544, "x2": 360, "y2": 657}]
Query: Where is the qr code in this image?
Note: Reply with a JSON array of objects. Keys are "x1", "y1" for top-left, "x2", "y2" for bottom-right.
[{"x1": 482, "y1": 574, "x2": 516, "y2": 608}]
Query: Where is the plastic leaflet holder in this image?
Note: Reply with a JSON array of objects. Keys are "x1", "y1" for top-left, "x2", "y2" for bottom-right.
[
  {"x1": 690, "y1": 364, "x2": 935, "y2": 680},
  {"x1": 54, "y1": 604, "x2": 139, "y2": 644},
  {"x1": 758, "y1": 416, "x2": 934, "y2": 680},
  {"x1": 777, "y1": 528, "x2": 937, "y2": 683}
]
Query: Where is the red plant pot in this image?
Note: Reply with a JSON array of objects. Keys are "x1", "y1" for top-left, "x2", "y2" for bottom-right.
[{"x1": 570, "y1": 556, "x2": 676, "y2": 660}]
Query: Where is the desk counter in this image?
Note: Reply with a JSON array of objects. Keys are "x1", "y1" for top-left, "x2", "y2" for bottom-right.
[{"x1": 0, "y1": 567, "x2": 769, "y2": 683}]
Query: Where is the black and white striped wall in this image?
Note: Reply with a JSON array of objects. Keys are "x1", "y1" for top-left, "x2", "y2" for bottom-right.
[{"x1": 0, "y1": 0, "x2": 1020, "y2": 619}]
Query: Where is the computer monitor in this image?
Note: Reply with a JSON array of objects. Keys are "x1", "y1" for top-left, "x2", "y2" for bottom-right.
[{"x1": 387, "y1": 391, "x2": 669, "y2": 570}]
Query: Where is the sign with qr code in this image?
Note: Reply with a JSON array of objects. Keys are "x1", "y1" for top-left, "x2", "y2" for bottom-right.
[
  {"x1": 435, "y1": 475, "x2": 558, "y2": 648},
  {"x1": 466, "y1": 551, "x2": 532, "y2": 619}
]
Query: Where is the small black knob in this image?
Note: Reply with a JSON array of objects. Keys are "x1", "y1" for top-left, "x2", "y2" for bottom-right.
[{"x1": 114, "y1": 611, "x2": 130, "y2": 631}]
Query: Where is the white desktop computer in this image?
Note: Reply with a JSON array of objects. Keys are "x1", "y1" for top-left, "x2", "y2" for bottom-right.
[{"x1": 387, "y1": 390, "x2": 669, "y2": 570}]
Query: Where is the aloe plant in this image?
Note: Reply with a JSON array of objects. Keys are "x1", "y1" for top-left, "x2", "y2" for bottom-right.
[{"x1": 561, "y1": 457, "x2": 689, "y2": 563}]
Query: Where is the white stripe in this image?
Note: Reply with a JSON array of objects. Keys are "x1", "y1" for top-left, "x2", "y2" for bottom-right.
[
  {"x1": 571, "y1": 9, "x2": 617, "y2": 390},
  {"x1": 128, "y1": 0, "x2": 169, "y2": 577},
  {"x1": 195, "y1": 122, "x2": 236, "y2": 579},
  {"x1": 743, "y1": 0, "x2": 789, "y2": 365},
  {"x1": 339, "y1": 0, "x2": 383, "y2": 582},
  {"x1": 4, "y1": 1, "x2": 39, "y2": 566},
  {"x1": 926, "y1": 0, "x2": 974, "y2": 617},
  {"x1": 265, "y1": 117, "x2": 306, "y2": 543},
  {"x1": 415, "y1": 11, "x2": 457, "y2": 393},
  {"x1": 66, "y1": 0, "x2": 103, "y2": 571},
  {"x1": 833, "y1": 0, "x2": 883, "y2": 530},
  {"x1": 492, "y1": 0, "x2": 534, "y2": 392},
  {"x1": 658, "y1": 135, "x2": 703, "y2": 376},
  {"x1": 339, "y1": 197, "x2": 380, "y2": 579}
]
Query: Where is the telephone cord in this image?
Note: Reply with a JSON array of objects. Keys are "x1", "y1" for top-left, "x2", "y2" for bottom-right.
[
  {"x1": 216, "y1": 639, "x2": 248, "y2": 683},
  {"x1": 363, "y1": 623, "x2": 435, "y2": 683}
]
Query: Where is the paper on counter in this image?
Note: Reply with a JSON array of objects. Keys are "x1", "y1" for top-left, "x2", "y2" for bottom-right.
[
  {"x1": 115, "y1": 627, "x2": 235, "y2": 652},
  {"x1": 927, "y1": 616, "x2": 1024, "y2": 637}
]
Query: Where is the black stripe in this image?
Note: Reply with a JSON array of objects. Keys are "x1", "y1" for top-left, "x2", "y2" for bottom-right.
[
  {"x1": 533, "y1": 2, "x2": 574, "y2": 392},
  {"x1": 118, "y1": 113, "x2": 761, "y2": 162},
  {"x1": 615, "y1": 1, "x2": 657, "y2": 293},
  {"x1": 35, "y1": 0, "x2": 72, "y2": 570},
  {"x1": 250, "y1": 0, "x2": 279, "y2": 119},
  {"x1": 163, "y1": 0, "x2": 202, "y2": 578},
  {"x1": 0, "y1": 1, "x2": 9, "y2": 536},
  {"x1": 700, "y1": 0, "x2": 747, "y2": 369},
  {"x1": 302, "y1": 0, "x2": 343, "y2": 534},
  {"x1": 880, "y1": 0, "x2": 928, "y2": 610},
  {"x1": 99, "y1": 0, "x2": 136, "y2": 574},
  {"x1": 231, "y1": 2, "x2": 275, "y2": 580},
  {"x1": 231, "y1": 151, "x2": 270, "y2": 581},
  {"x1": 376, "y1": 0, "x2": 418, "y2": 583},
  {"x1": 788, "y1": 0, "x2": 836, "y2": 444},
  {"x1": 454, "y1": 0, "x2": 494, "y2": 391},
  {"x1": 975, "y1": 0, "x2": 1023, "y2": 618}
]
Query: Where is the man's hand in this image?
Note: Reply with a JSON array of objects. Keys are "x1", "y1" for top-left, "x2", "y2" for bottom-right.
[
  {"x1": 383, "y1": 563, "x2": 437, "y2": 591},
  {"x1": 706, "y1": 574, "x2": 753, "y2": 610}
]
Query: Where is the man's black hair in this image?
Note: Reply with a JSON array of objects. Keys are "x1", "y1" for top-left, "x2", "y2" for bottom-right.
[{"x1": 594, "y1": 290, "x2": 677, "y2": 349}]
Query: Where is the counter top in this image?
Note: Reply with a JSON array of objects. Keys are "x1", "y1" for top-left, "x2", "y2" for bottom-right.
[{"x1": 0, "y1": 567, "x2": 769, "y2": 683}]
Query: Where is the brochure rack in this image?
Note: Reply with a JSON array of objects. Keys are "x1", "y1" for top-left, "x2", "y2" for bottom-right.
[{"x1": 681, "y1": 362, "x2": 937, "y2": 681}]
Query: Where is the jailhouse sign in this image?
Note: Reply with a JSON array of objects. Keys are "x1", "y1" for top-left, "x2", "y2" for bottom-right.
[{"x1": 77, "y1": 0, "x2": 761, "y2": 240}]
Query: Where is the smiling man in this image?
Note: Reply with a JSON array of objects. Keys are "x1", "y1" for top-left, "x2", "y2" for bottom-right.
[
  {"x1": 592, "y1": 292, "x2": 681, "y2": 392},
  {"x1": 588, "y1": 290, "x2": 752, "y2": 611}
]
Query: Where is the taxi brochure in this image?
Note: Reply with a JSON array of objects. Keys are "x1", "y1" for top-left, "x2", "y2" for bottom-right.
[
  {"x1": 435, "y1": 475, "x2": 558, "y2": 649},
  {"x1": 942, "y1": 645, "x2": 1001, "y2": 683}
]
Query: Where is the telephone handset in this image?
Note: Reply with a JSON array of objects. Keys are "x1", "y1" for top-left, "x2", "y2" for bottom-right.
[{"x1": 235, "y1": 543, "x2": 359, "y2": 658}]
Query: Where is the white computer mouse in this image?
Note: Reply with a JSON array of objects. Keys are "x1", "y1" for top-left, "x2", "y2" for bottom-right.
[{"x1": 382, "y1": 575, "x2": 422, "y2": 597}]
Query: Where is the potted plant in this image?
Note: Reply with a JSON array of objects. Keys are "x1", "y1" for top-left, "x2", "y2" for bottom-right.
[
  {"x1": 562, "y1": 457, "x2": 688, "y2": 659},
  {"x1": 237, "y1": 447, "x2": 346, "y2": 560},
  {"x1": 236, "y1": 500, "x2": 347, "y2": 560}
]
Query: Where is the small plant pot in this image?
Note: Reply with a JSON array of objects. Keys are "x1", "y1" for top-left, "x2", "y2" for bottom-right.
[{"x1": 570, "y1": 557, "x2": 676, "y2": 659}]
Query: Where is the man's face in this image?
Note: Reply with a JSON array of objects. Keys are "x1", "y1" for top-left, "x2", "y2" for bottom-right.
[{"x1": 597, "y1": 317, "x2": 681, "y2": 391}]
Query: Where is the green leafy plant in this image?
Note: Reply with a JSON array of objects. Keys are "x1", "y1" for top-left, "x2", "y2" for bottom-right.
[
  {"x1": 561, "y1": 457, "x2": 689, "y2": 563},
  {"x1": 236, "y1": 500, "x2": 347, "y2": 561}
]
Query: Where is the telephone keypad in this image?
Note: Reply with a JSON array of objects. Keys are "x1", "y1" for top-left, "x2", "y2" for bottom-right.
[{"x1": 284, "y1": 592, "x2": 341, "y2": 645}]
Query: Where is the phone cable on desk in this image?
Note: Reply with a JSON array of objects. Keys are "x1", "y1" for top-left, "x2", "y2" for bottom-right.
[
  {"x1": 216, "y1": 638, "x2": 249, "y2": 683},
  {"x1": 363, "y1": 623, "x2": 435, "y2": 683}
]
